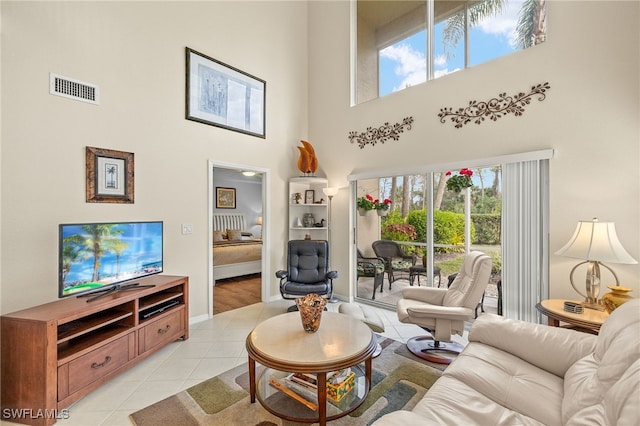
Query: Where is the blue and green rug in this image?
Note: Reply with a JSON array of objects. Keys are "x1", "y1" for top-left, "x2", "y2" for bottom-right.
[{"x1": 130, "y1": 338, "x2": 442, "y2": 426}]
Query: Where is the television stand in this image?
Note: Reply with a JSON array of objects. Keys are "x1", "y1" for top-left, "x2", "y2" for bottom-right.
[
  {"x1": 80, "y1": 282, "x2": 156, "y2": 302},
  {"x1": 1, "y1": 275, "x2": 189, "y2": 426}
]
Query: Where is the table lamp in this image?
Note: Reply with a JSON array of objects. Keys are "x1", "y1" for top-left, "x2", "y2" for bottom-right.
[{"x1": 555, "y1": 218, "x2": 637, "y2": 309}]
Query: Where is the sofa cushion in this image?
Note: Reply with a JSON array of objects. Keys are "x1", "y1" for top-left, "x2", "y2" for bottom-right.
[
  {"x1": 469, "y1": 314, "x2": 597, "y2": 377},
  {"x1": 429, "y1": 341, "x2": 564, "y2": 426},
  {"x1": 409, "y1": 375, "x2": 546, "y2": 426},
  {"x1": 562, "y1": 299, "x2": 640, "y2": 424}
]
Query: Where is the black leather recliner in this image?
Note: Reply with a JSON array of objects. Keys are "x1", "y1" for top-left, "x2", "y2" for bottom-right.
[{"x1": 276, "y1": 240, "x2": 337, "y2": 309}]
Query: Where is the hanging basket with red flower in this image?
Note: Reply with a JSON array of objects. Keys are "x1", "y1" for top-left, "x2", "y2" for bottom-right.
[{"x1": 445, "y1": 168, "x2": 474, "y2": 193}]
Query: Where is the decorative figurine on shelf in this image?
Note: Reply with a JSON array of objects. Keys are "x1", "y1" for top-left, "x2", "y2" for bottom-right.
[
  {"x1": 314, "y1": 219, "x2": 326, "y2": 227},
  {"x1": 297, "y1": 140, "x2": 318, "y2": 176},
  {"x1": 293, "y1": 193, "x2": 302, "y2": 204}
]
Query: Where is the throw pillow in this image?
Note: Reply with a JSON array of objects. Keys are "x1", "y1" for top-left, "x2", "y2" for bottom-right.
[
  {"x1": 227, "y1": 229, "x2": 243, "y2": 241},
  {"x1": 213, "y1": 230, "x2": 224, "y2": 242}
]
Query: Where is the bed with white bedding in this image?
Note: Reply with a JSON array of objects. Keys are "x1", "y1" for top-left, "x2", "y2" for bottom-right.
[{"x1": 213, "y1": 213, "x2": 262, "y2": 280}]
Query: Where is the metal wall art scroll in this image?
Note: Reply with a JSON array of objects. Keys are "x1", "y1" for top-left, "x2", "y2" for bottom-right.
[
  {"x1": 348, "y1": 116, "x2": 414, "y2": 149},
  {"x1": 438, "y1": 82, "x2": 551, "y2": 129}
]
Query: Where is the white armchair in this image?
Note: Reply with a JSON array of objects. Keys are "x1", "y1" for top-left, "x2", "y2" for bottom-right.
[{"x1": 397, "y1": 250, "x2": 492, "y2": 364}]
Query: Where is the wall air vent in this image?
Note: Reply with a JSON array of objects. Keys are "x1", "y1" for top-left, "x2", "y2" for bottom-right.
[{"x1": 49, "y1": 73, "x2": 100, "y2": 105}]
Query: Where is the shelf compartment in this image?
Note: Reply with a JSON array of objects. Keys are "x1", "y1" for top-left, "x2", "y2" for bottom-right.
[
  {"x1": 58, "y1": 324, "x2": 133, "y2": 364},
  {"x1": 57, "y1": 308, "x2": 133, "y2": 344},
  {"x1": 139, "y1": 291, "x2": 183, "y2": 312}
]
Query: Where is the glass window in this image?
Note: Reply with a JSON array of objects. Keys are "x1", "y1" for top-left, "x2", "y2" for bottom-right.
[{"x1": 355, "y1": 0, "x2": 547, "y2": 104}]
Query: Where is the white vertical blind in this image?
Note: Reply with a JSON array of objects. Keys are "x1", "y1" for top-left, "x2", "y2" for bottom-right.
[{"x1": 502, "y1": 159, "x2": 550, "y2": 322}]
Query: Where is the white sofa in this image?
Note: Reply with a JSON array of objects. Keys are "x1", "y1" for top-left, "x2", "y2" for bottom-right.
[{"x1": 372, "y1": 299, "x2": 640, "y2": 425}]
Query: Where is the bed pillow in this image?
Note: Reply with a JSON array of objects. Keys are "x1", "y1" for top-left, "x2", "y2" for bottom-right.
[
  {"x1": 213, "y1": 230, "x2": 225, "y2": 242},
  {"x1": 227, "y1": 229, "x2": 243, "y2": 241}
]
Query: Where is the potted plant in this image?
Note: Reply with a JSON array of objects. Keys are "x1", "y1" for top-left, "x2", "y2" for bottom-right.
[
  {"x1": 357, "y1": 194, "x2": 375, "y2": 216},
  {"x1": 445, "y1": 168, "x2": 474, "y2": 193},
  {"x1": 374, "y1": 198, "x2": 392, "y2": 216}
]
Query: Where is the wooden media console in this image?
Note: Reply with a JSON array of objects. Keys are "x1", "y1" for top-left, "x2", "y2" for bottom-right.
[{"x1": 1, "y1": 275, "x2": 189, "y2": 425}]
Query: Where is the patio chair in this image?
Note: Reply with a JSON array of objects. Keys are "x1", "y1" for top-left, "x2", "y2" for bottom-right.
[
  {"x1": 357, "y1": 249, "x2": 385, "y2": 299},
  {"x1": 372, "y1": 240, "x2": 416, "y2": 289}
]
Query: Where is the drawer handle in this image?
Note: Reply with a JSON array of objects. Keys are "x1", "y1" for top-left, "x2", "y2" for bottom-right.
[
  {"x1": 91, "y1": 356, "x2": 112, "y2": 369},
  {"x1": 158, "y1": 324, "x2": 171, "y2": 335}
]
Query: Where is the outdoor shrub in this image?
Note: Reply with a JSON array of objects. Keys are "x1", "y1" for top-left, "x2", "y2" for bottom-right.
[
  {"x1": 381, "y1": 223, "x2": 417, "y2": 242},
  {"x1": 471, "y1": 214, "x2": 501, "y2": 245},
  {"x1": 406, "y1": 209, "x2": 427, "y2": 242},
  {"x1": 486, "y1": 250, "x2": 502, "y2": 275},
  {"x1": 433, "y1": 210, "x2": 475, "y2": 251}
]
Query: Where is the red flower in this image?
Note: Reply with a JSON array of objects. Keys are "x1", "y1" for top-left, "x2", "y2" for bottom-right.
[
  {"x1": 383, "y1": 198, "x2": 391, "y2": 204},
  {"x1": 445, "y1": 171, "x2": 452, "y2": 176},
  {"x1": 460, "y1": 168, "x2": 473, "y2": 177},
  {"x1": 366, "y1": 194, "x2": 373, "y2": 201}
]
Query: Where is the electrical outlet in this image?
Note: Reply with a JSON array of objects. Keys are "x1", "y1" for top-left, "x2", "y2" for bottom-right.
[{"x1": 181, "y1": 223, "x2": 193, "y2": 235}]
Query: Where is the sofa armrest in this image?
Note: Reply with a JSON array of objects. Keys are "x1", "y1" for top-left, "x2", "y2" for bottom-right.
[
  {"x1": 469, "y1": 314, "x2": 597, "y2": 377},
  {"x1": 401, "y1": 287, "x2": 447, "y2": 305}
]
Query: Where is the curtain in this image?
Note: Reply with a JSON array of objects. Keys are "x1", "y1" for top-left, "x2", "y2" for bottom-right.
[{"x1": 502, "y1": 159, "x2": 550, "y2": 322}]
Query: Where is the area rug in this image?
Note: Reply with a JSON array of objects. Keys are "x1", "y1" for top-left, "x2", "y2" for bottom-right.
[{"x1": 130, "y1": 338, "x2": 442, "y2": 426}]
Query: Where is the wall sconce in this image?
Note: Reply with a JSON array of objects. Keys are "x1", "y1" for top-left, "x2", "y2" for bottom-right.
[{"x1": 555, "y1": 218, "x2": 637, "y2": 310}]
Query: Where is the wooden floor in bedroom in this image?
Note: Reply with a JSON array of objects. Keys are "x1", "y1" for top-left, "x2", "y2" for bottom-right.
[{"x1": 213, "y1": 273, "x2": 262, "y2": 314}]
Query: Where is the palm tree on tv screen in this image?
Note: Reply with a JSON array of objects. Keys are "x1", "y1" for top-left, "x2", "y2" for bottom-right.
[{"x1": 83, "y1": 224, "x2": 125, "y2": 282}]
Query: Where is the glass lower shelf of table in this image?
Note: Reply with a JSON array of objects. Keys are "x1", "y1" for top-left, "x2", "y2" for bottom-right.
[{"x1": 256, "y1": 365, "x2": 369, "y2": 423}]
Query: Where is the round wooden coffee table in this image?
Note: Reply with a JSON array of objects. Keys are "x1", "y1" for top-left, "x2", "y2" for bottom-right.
[{"x1": 246, "y1": 311, "x2": 377, "y2": 425}]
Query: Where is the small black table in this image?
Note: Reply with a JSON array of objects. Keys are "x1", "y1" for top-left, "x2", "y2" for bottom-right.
[{"x1": 409, "y1": 265, "x2": 442, "y2": 287}]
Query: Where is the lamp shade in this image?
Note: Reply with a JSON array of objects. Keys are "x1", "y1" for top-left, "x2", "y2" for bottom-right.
[
  {"x1": 555, "y1": 218, "x2": 637, "y2": 264},
  {"x1": 322, "y1": 187, "x2": 338, "y2": 197},
  {"x1": 256, "y1": 216, "x2": 263, "y2": 226}
]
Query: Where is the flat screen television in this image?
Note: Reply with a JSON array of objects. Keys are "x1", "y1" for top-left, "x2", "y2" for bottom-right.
[{"x1": 59, "y1": 221, "x2": 163, "y2": 299}]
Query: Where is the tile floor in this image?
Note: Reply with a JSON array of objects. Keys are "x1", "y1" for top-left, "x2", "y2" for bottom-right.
[{"x1": 2, "y1": 299, "x2": 469, "y2": 426}]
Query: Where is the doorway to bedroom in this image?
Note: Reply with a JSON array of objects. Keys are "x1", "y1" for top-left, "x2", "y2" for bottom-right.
[{"x1": 209, "y1": 162, "x2": 269, "y2": 317}]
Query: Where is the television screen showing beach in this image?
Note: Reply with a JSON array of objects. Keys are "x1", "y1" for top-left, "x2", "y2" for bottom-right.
[{"x1": 60, "y1": 222, "x2": 163, "y2": 297}]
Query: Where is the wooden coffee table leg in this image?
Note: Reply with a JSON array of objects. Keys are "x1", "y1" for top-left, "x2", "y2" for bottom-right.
[
  {"x1": 365, "y1": 357, "x2": 372, "y2": 390},
  {"x1": 248, "y1": 356, "x2": 256, "y2": 403},
  {"x1": 317, "y1": 371, "x2": 327, "y2": 425},
  {"x1": 548, "y1": 317, "x2": 560, "y2": 327}
]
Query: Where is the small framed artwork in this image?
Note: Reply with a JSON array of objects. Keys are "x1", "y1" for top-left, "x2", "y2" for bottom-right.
[
  {"x1": 86, "y1": 146, "x2": 134, "y2": 203},
  {"x1": 186, "y1": 47, "x2": 266, "y2": 138},
  {"x1": 305, "y1": 190, "x2": 315, "y2": 204},
  {"x1": 216, "y1": 187, "x2": 236, "y2": 209}
]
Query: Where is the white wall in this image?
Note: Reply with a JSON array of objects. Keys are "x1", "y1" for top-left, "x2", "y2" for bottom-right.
[
  {"x1": 0, "y1": 1, "x2": 309, "y2": 315},
  {"x1": 308, "y1": 1, "x2": 640, "y2": 301},
  {"x1": 2, "y1": 1, "x2": 638, "y2": 317}
]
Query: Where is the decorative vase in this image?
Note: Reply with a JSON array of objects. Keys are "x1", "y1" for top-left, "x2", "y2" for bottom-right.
[
  {"x1": 303, "y1": 213, "x2": 315, "y2": 227},
  {"x1": 601, "y1": 286, "x2": 633, "y2": 313},
  {"x1": 377, "y1": 209, "x2": 388, "y2": 217},
  {"x1": 358, "y1": 208, "x2": 369, "y2": 216},
  {"x1": 296, "y1": 293, "x2": 327, "y2": 333}
]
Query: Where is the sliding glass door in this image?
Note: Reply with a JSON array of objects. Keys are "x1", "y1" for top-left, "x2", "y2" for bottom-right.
[{"x1": 354, "y1": 167, "x2": 503, "y2": 314}]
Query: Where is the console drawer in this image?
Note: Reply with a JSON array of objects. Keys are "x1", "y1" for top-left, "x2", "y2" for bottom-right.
[
  {"x1": 138, "y1": 308, "x2": 184, "y2": 355},
  {"x1": 63, "y1": 333, "x2": 134, "y2": 396}
]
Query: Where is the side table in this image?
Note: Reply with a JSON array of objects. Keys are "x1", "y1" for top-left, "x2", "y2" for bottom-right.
[{"x1": 536, "y1": 299, "x2": 608, "y2": 334}]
